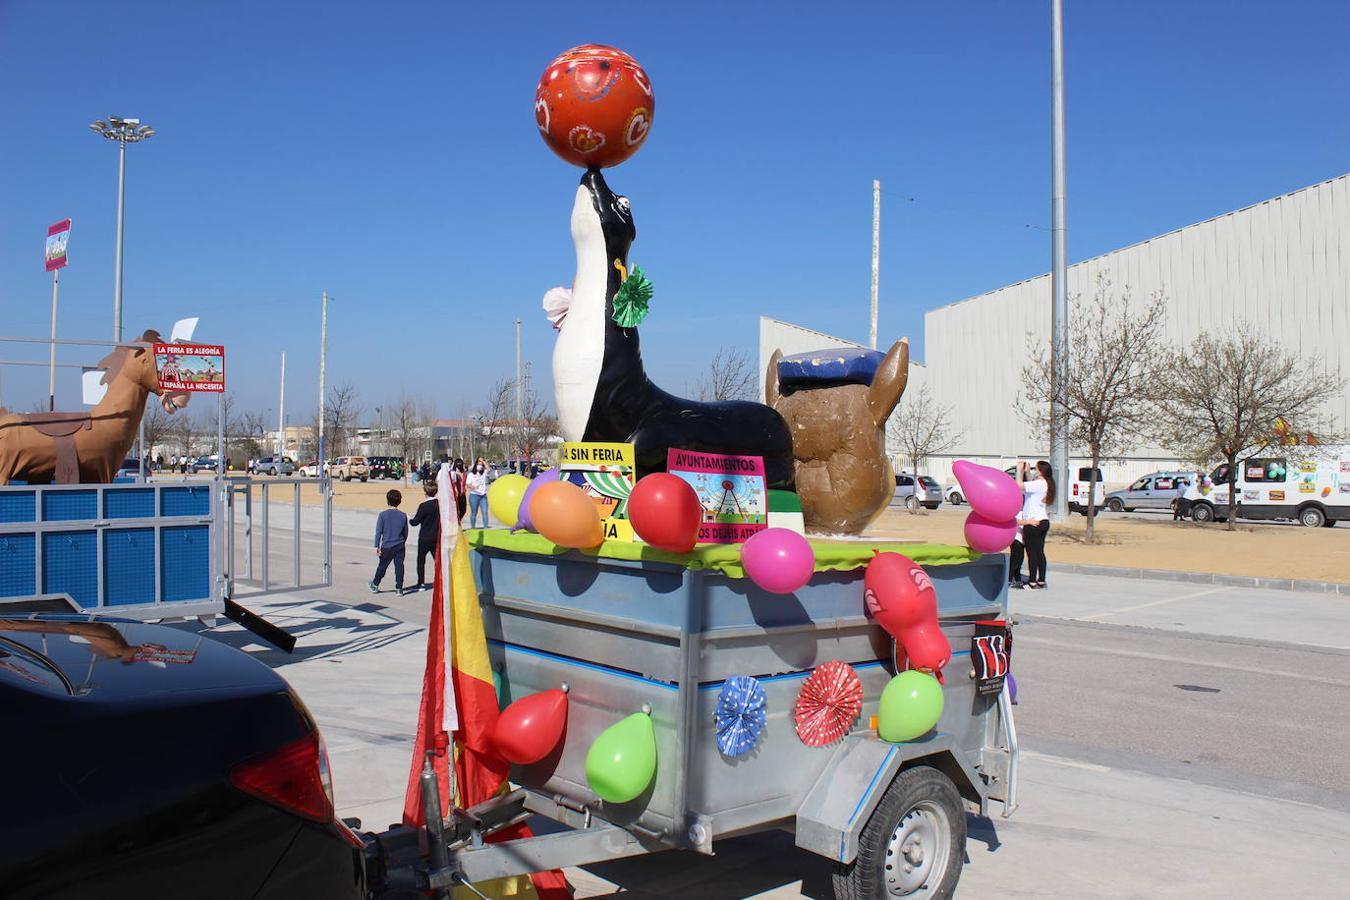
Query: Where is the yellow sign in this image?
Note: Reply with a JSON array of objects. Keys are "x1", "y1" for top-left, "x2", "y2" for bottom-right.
[{"x1": 559, "y1": 442, "x2": 637, "y2": 542}]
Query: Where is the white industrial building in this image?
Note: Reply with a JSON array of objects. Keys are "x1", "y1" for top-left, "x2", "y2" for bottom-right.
[{"x1": 762, "y1": 172, "x2": 1350, "y2": 487}]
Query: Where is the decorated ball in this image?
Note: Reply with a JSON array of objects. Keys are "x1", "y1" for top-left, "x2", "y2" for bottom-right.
[{"x1": 535, "y1": 44, "x2": 654, "y2": 169}]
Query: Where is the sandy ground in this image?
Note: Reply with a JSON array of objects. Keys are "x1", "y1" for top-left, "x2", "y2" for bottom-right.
[{"x1": 170, "y1": 474, "x2": 1350, "y2": 585}]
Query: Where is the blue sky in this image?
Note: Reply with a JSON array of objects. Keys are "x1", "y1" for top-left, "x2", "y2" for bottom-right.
[{"x1": 2, "y1": 0, "x2": 1347, "y2": 422}]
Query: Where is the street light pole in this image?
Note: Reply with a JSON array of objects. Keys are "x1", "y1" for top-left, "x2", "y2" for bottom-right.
[
  {"x1": 90, "y1": 117, "x2": 154, "y2": 343},
  {"x1": 1048, "y1": 0, "x2": 1070, "y2": 520}
]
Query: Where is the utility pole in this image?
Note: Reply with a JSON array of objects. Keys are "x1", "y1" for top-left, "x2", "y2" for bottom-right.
[
  {"x1": 318, "y1": 292, "x2": 329, "y2": 472},
  {"x1": 514, "y1": 317, "x2": 523, "y2": 461},
  {"x1": 278, "y1": 351, "x2": 286, "y2": 458},
  {"x1": 1049, "y1": 0, "x2": 1070, "y2": 519},
  {"x1": 870, "y1": 179, "x2": 880, "y2": 350}
]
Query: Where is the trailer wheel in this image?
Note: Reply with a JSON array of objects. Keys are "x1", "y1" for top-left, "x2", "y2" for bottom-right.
[{"x1": 832, "y1": 765, "x2": 965, "y2": 900}]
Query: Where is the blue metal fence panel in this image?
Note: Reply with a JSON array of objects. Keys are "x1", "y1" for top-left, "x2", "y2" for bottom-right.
[
  {"x1": 44, "y1": 530, "x2": 98, "y2": 607},
  {"x1": 105, "y1": 489, "x2": 156, "y2": 519},
  {"x1": 43, "y1": 490, "x2": 97, "y2": 522},
  {"x1": 161, "y1": 525, "x2": 210, "y2": 602},
  {"x1": 0, "y1": 491, "x2": 36, "y2": 524},
  {"x1": 0, "y1": 533, "x2": 37, "y2": 597},
  {"x1": 104, "y1": 528, "x2": 156, "y2": 606},
  {"x1": 161, "y1": 486, "x2": 210, "y2": 517}
]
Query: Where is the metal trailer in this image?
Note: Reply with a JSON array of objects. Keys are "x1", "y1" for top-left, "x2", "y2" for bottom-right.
[{"x1": 370, "y1": 544, "x2": 1019, "y2": 900}]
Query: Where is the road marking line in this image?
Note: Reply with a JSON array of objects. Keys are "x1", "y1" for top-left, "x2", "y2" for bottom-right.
[
  {"x1": 1081, "y1": 586, "x2": 1229, "y2": 620},
  {"x1": 1017, "y1": 635, "x2": 1350, "y2": 687}
]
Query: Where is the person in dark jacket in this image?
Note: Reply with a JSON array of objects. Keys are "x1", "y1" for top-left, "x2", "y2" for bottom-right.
[
  {"x1": 409, "y1": 481, "x2": 440, "y2": 591},
  {"x1": 369, "y1": 489, "x2": 409, "y2": 594}
]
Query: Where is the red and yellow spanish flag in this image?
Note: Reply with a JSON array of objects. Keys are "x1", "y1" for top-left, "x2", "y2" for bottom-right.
[{"x1": 403, "y1": 465, "x2": 570, "y2": 899}]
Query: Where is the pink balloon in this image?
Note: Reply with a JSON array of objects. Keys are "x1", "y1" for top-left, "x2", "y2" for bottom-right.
[
  {"x1": 741, "y1": 528, "x2": 815, "y2": 594},
  {"x1": 964, "y1": 511, "x2": 1017, "y2": 554},
  {"x1": 953, "y1": 460, "x2": 1023, "y2": 521}
]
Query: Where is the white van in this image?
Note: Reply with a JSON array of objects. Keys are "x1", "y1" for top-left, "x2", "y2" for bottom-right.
[
  {"x1": 1068, "y1": 466, "x2": 1106, "y2": 514},
  {"x1": 1192, "y1": 446, "x2": 1349, "y2": 527}
]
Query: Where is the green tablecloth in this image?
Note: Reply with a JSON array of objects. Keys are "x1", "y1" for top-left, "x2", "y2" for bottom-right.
[{"x1": 465, "y1": 528, "x2": 977, "y2": 579}]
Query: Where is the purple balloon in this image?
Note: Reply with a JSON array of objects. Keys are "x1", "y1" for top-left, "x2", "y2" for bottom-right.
[
  {"x1": 1006, "y1": 672, "x2": 1018, "y2": 705},
  {"x1": 964, "y1": 510, "x2": 1017, "y2": 554},
  {"x1": 514, "y1": 467, "x2": 564, "y2": 532}
]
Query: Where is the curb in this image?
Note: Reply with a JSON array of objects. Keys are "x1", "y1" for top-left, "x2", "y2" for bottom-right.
[{"x1": 1053, "y1": 562, "x2": 1350, "y2": 595}]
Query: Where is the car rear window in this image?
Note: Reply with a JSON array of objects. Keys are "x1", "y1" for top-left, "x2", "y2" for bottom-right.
[
  {"x1": 920, "y1": 476, "x2": 938, "y2": 488},
  {"x1": 351, "y1": 457, "x2": 367, "y2": 464},
  {"x1": 1077, "y1": 468, "x2": 1102, "y2": 481}
]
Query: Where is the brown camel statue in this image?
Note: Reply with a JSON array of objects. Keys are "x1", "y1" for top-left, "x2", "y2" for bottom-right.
[
  {"x1": 766, "y1": 339, "x2": 910, "y2": 534},
  {"x1": 0, "y1": 329, "x2": 190, "y2": 485}
]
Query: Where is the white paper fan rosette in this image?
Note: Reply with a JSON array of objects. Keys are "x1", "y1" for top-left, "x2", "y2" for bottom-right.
[{"x1": 792, "y1": 660, "x2": 862, "y2": 747}]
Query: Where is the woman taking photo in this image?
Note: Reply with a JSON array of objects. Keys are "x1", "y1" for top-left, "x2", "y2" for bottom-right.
[{"x1": 1016, "y1": 460, "x2": 1055, "y2": 590}]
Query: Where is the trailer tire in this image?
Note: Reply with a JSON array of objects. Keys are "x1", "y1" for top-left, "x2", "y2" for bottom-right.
[{"x1": 832, "y1": 765, "x2": 966, "y2": 900}]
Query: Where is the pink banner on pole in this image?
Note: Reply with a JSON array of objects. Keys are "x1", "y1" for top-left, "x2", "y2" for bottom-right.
[{"x1": 45, "y1": 219, "x2": 71, "y2": 272}]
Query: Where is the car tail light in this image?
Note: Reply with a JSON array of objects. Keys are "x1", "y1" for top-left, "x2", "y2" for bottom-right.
[
  {"x1": 1073, "y1": 483, "x2": 1080, "y2": 496},
  {"x1": 230, "y1": 731, "x2": 335, "y2": 823}
]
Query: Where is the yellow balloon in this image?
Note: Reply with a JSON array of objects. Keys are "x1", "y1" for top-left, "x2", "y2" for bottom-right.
[{"x1": 487, "y1": 474, "x2": 530, "y2": 527}]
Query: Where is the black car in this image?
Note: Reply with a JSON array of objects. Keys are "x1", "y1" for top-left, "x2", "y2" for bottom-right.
[
  {"x1": 368, "y1": 456, "x2": 404, "y2": 480},
  {"x1": 0, "y1": 616, "x2": 367, "y2": 899}
]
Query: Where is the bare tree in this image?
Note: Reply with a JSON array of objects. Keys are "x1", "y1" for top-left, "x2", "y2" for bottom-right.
[
  {"x1": 480, "y1": 377, "x2": 515, "y2": 460},
  {"x1": 391, "y1": 391, "x2": 429, "y2": 477},
  {"x1": 173, "y1": 409, "x2": 205, "y2": 462},
  {"x1": 515, "y1": 385, "x2": 558, "y2": 464},
  {"x1": 696, "y1": 346, "x2": 757, "y2": 401},
  {"x1": 887, "y1": 383, "x2": 962, "y2": 514},
  {"x1": 1153, "y1": 324, "x2": 1344, "y2": 531},
  {"x1": 141, "y1": 400, "x2": 175, "y2": 464},
  {"x1": 323, "y1": 382, "x2": 361, "y2": 457},
  {"x1": 1020, "y1": 275, "x2": 1169, "y2": 540}
]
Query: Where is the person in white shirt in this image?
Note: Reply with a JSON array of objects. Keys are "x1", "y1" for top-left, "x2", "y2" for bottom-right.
[
  {"x1": 1175, "y1": 474, "x2": 1203, "y2": 521},
  {"x1": 1015, "y1": 460, "x2": 1056, "y2": 590},
  {"x1": 466, "y1": 459, "x2": 491, "y2": 528}
]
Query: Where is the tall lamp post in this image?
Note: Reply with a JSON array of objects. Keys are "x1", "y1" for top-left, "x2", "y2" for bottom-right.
[{"x1": 89, "y1": 116, "x2": 155, "y2": 343}]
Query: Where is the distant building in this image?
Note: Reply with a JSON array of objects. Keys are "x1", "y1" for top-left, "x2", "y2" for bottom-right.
[{"x1": 762, "y1": 173, "x2": 1350, "y2": 486}]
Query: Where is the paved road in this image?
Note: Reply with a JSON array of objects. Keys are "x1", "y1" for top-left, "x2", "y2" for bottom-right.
[{"x1": 207, "y1": 510, "x2": 1350, "y2": 897}]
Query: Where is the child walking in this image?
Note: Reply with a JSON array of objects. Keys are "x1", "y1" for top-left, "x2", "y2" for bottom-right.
[
  {"x1": 409, "y1": 481, "x2": 440, "y2": 591},
  {"x1": 370, "y1": 489, "x2": 409, "y2": 595}
]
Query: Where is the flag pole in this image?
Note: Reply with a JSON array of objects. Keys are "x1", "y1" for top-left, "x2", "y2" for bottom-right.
[{"x1": 48, "y1": 269, "x2": 59, "y2": 411}]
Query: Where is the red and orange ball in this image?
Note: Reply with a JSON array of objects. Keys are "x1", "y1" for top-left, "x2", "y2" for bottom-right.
[{"x1": 535, "y1": 44, "x2": 654, "y2": 169}]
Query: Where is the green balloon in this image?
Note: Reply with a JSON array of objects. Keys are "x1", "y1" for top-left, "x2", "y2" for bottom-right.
[
  {"x1": 585, "y1": 712, "x2": 657, "y2": 804},
  {"x1": 878, "y1": 671, "x2": 944, "y2": 743}
]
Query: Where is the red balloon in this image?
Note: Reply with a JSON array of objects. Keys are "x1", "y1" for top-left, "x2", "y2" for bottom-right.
[
  {"x1": 492, "y1": 689, "x2": 569, "y2": 765},
  {"x1": 627, "y1": 473, "x2": 702, "y2": 553},
  {"x1": 864, "y1": 552, "x2": 951, "y2": 680},
  {"x1": 535, "y1": 44, "x2": 655, "y2": 169}
]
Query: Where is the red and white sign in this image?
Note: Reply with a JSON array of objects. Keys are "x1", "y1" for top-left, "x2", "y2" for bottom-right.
[
  {"x1": 45, "y1": 219, "x2": 71, "y2": 272},
  {"x1": 154, "y1": 343, "x2": 226, "y2": 393}
]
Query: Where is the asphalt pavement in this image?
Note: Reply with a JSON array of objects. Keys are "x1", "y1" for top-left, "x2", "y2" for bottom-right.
[{"x1": 205, "y1": 507, "x2": 1350, "y2": 898}]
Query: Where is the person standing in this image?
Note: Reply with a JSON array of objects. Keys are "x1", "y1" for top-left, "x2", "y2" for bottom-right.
[
  {"x1": 466, "y1": 459, "x2": 490, "y2": 528},
  {"x1": 370, "y1": 489, "x2": 409, "y2": 595},
  {"x1": 409, "y1": 481, "x2": 440, "y2": 591},
  {"x1": 451, "y1": 458, "x2": 468, "y2": 523},
  {"x1": 1016, "y1": 460, "x2": 1055, "y2": 590},
  {"x1": 1178, "y1": 474, "x2": 1203, "y2": 521}
]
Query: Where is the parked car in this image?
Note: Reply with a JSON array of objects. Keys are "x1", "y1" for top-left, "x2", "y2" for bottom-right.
[
  {"x1": 1104, "y1": 471, "x2": 1192, "y2": 512},
  {"x1": 1068, "y1": 466, "x2": 1107, "y2": 514},
  {"x1": 330, "y1": 456, "x2": 369, "y2": 482},
  {"x1": 191, "y1": 456, "x2": 220, "y2": 473},
  {"x1": 112, "y1": 457, "x2": 142, "y2": 482},
  {"x1": 368, "y1": 456, "x2": 404, "y2": 480},
  {"x1": 298, "y1": 461, "x2": 321, "y2": 477},
  {"x1": 892, "y1": 472, "x2": 943, "y2": 510},
  {"x1": 0, "y1": 616, "x2": 366, "y2": 899},
  {"x1": 944, "y1": 482, "x2": 966, "y2": 505},
  {"x1": 254, "y1": 456, "x2": 295, "y2": 476}
]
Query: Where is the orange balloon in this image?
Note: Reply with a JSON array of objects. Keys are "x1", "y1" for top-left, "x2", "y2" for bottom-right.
[{"x1": 529, "y1": 481, "x2": 604, "y2": 548}]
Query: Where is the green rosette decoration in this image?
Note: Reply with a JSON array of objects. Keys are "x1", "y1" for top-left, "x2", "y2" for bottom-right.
[{"x1": 612, "y1": 265, "x2": 653, "y2": 328}]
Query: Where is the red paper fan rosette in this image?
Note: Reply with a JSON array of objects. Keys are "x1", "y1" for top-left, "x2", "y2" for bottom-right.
[{"x1": 792, "y1": 660, "x2": 863, "y2": 747}]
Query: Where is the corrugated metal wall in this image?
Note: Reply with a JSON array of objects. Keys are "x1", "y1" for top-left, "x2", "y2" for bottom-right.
[
  {"x1": 925, "y1": 173, "x2": 1350, "y2": 463},
  {"x1": 761, "y1": 174, "x2": 1349, "y2": 487}
]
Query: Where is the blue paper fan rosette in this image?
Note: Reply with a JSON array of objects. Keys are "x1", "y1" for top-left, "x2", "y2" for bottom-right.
[{"x1": 715, "y1": 675, "x2": 767, "y2": 758}]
